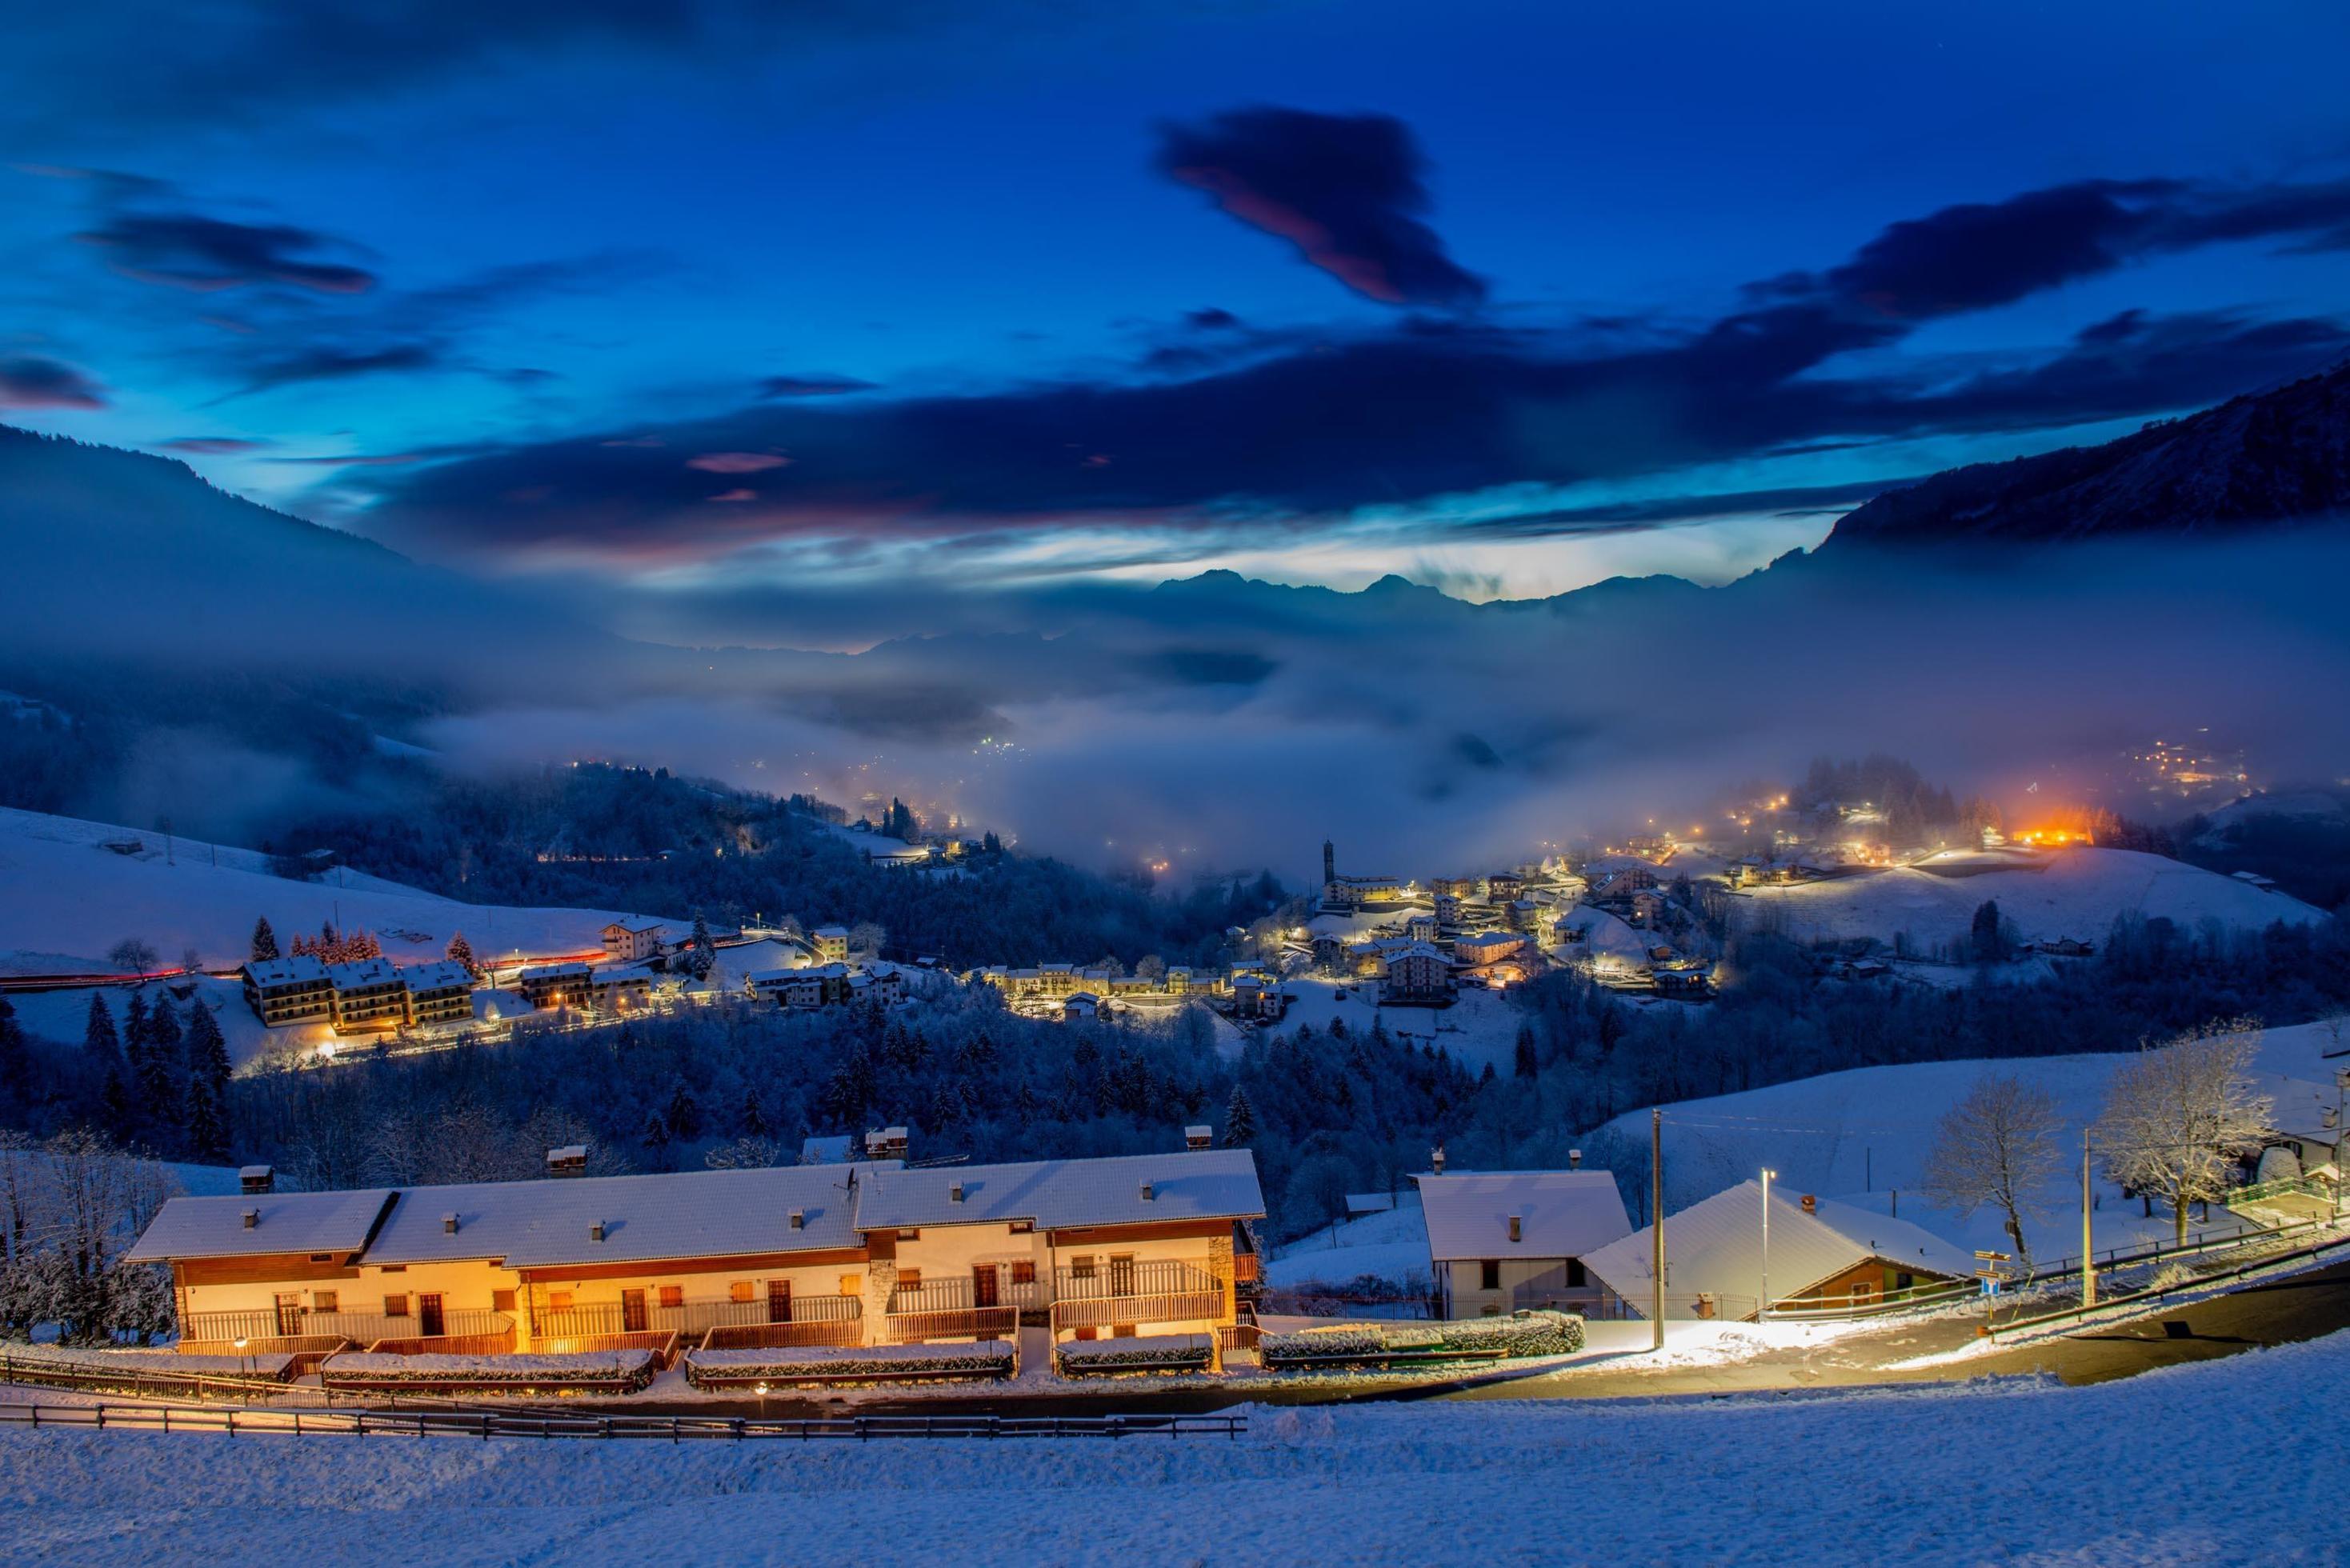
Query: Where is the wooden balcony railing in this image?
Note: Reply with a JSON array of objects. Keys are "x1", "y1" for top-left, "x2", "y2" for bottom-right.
[
  {"x1": 879, "y1": 1304, "x2": 1018, "y2": 1345},
  {"x1": 883, "y1": 1276, "x2": 1043, "y2": 1317},
  {"x1": 534, "y1": 1294, "x2": 864, "y2": 1340},
  {"x1": 1048, "y1": 1258, "x2": 1225, "y2": 1334},
  {"x1": 182, "y1": 1306, "x2": 506, "y2": 1344},
  {"x1": 699, "y1": 1316, "x2": 864, "y2": 1352}
]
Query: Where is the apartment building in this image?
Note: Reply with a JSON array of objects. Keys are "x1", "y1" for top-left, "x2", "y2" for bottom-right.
[
  {"x1": 242, "y1": 955, "x2": 334, "y2": 1026},
  {"x1": 129, "y1": 1142, "x2": 1265, "y2": 1358},
  {"x1": 325, "y1": 958, "x2": 411, "y2": 1032},
  {"x1": 600, "y1": 921, "x2": 668, "y2": 962},
  {"x1": 402, "y1": 960, "x2": 476, "y2": 1026}
]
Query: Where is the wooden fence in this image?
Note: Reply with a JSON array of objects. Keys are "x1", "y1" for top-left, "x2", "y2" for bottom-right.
[{"x1": 0, "y1": 1402, "x2": 1247, "y2": 1442}]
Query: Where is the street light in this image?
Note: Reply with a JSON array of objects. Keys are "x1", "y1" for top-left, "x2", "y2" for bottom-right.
[
  {"x1": 233, "y1": 1335, "x2": 250, "y2": 1380},
  {"x1": 1759, "y1": 1169, "x2": 1776, "y2": 1322}
]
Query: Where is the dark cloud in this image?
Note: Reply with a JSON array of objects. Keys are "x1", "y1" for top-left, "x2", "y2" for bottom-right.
[
  {"x1": 77, "y1": 213, "x2": 376, "y2": 294},
  {"x1": 1185, "y1": 307, "x2": 1244, "y2": 330},
  {"x1": 758, "y1": 373, "x2": 877, "y2": 398},
  {"x1": 351, "y1": 172, "x2": 2350, "y2": 564},
  {"x1": 1156, "y1": 106, "x2": 1486, "y2": 307},
  {"x1": 156, "y1": 435, "x2": 272, "y2": 454},
  {"x1": 226, "y1": 342, "x2": 441, "y2": 398},
  {"x1": 4, "y1": 2, "x2": 1059, "y2": 136},
  {"x1": 0, "y1": 355, "x2": 106, "y2": 409}
]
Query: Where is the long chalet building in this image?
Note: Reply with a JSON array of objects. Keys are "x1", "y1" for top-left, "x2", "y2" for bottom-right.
[{"x1": 127, "y1": 1143, "x2": 1264, "y2": 1357}]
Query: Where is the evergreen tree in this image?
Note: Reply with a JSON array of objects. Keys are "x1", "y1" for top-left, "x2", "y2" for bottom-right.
[
  {"x1": 1222, "y1": 1083, "x2": 1257, "y2": 1146},
  {"x1": 446, "y1": 930, "x2": 478, "y2": 974},
  {"x1": 1514, "y1": 1023, "x2": 1538, "y2": 1079},
  {"x1": 639, "y1": 1109, "x2": 672, "y2": 1162},
  {"x1": 1971, "y1": 900, "x2": 2007, "y2": 964},
  {"x1": 663, "y1": 1078, "x2": 703, "y2": 1141},
  {"x1": 136, "y1": 997, "x2": 182, "y2": 1131},
  {"x1": 250, "y1": 917, "x2": 280, "y2": 963},
  {"x1": 185, "y1": 1076, "x2": 230, "y2": 1162},
  {"x1": 739, "y1": 1086, "x2": 770, "y2": 1137},
  {"x1": 0, "y1": 994, "x2": 27, "y2": 1110},
  {"x1": 685, "y1": 914, "x2": 715, "y2": 979},
  {"x1": 183, "y1": 1002, "x2": 234, "y2": 1103}
]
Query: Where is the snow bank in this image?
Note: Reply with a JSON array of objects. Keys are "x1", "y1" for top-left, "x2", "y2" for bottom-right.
[{"x1": 8, "y1": 1328, "x2": 2344, "y2": 1562}]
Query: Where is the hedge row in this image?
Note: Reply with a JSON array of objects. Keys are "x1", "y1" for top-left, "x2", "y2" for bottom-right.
[
  {"x1": 1055, "y1": 1334, "x2": 1213, "y2": 1375},
  {"x1": 1261, "y1": 1310, "x2": 1584, "y2": 1366},
  {"x1": 684, "y1": 1342, "x2": 1016, "y2": 1387}
]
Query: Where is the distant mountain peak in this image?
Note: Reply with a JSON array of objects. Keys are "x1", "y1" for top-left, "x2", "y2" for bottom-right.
[{"x1": 1823, "y1": 358, "x2": 2350, "y2": 548}]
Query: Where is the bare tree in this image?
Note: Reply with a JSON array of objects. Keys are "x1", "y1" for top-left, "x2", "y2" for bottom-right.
[
  {"x1": 106, "y1": 938, "x2": 158, "y2": 979},
  {"x1": 847, "y1": 921, "x2": 887, "y2": 960},
  {"x1": 2094, "y1": 1017, "x2": 2274, "y2": 1246},
  {"x1": 1922, "y1": 1074, "x2": 2065, "y2": 1267}
]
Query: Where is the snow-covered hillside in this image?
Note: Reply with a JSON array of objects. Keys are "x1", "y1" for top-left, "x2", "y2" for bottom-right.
[
  {"x1": 0, "y1": 807, "x2": 666, "y2": 974},
  {"x1": 1599, "y1": 1018, "x2": 2350, "y2": 1262},
  {"x1": 4, "y1": 1326, "x2": 2345, "y2": 1561},
  {"x1": 1734, "y1": 845, "x2": 2323, "y2": 949}
]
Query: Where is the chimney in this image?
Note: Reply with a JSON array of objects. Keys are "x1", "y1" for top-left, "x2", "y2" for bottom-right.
[
  {"x1": 240, "y1": 1165, "x2": 274, "y2": 1195},
  {"x1": 2328, "y1": 1108, "x2": 2340, "y2": 1130},
  {"x1": 1139, "y1": 1181, "x2": 1155, "y2": 1202},
  {"x1": 1184, "y1": 1125, "x2": 1212, "y2": 1151},
  {"x1": 1567, "y1": 1149, "x2": 1582, "y2": 1170},
  {"x1": 789, "y1": 1208, "x2": 804, "y2": 1230},
  {"x1": 949, "y1": 1181, "x2": 964, "y2": 1204},
  {"x1": 1507, "y1": 1214, "x2": 1522, "y2": 1243},
  {"x1": 1431, "y1": 1145, "x2": 1447, "y2": 1174},
  {"x1": 1800, "y1": 1194, "x2": 1816, "y2": 1216},
  {"x1": 546, "y1": 1145, "x2": 588, "y2": 1178},
  {"x1": 442, "y1": 1213, "x2": 459, "y2": 1234},
  {"x1": 242, "y1": 1207, "x2": 258, "y2": 1230},
  {"x1": 590, "y1": 1221, "x2": 606, "y2": 1243}
]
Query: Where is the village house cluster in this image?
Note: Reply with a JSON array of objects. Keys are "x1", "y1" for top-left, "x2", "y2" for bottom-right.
[
  {"x1": 1395, "y1": 1153, "x2": 1973, "y2": 1322},
  {"x1": 127, "y1": 1134, "x2": 1264, "y2": 1369}
]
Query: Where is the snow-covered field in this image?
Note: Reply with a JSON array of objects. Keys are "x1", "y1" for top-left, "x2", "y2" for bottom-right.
[
  {"x1": 1275, "y1": 976, "x2": 1524, "y2": 1075},
  {"x1": 1599, "y1": 1018, "x2": 2350, "y2": 1262},
  {"x1": 1735, "y1": 844, "x2": 2324, "y2": 948},
  {"x1": 0, "y1": 806, "x2": 663, "y2": 974},
  {"x1": 3, "y1": 1330, "x2": 2344, "y2": 1563},
  {"x1": 1267, "y1": 1197, "x2": 1431, "y2": 1288}
]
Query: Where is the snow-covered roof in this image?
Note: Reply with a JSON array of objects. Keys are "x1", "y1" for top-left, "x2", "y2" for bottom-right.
[
  {"x1": 325, "y1": 958, "x2": 401, "y2": 988},
  {"x1": 1581, "y1": 1180, "x2": 1975, "y2": 1308},
  {"x1": 244, "y1": 956, "x2": 326, "y2": 987},
  {"x1": 125, "y1": 1189, "x2": 396, "y2": 1262},
  {"x1": 811, "y1": 925, "x2": 849, "y2": 938},
  {"x1": 518, "y1": 962, "x2": 593, "y2": 982},
  {"x1": 603, "y1": 919, "x2": 666, "y2": 934},
  {"x1": 363, "y1": 1164, "x2": 892, "y2": 1268},
  {"x1": 401, "y1": 960, "x2": 473, "y2": 992},
  {"x1": 1415, "y1": 1170, "x2": 1631, "y2": 1262},
  {"x1": 855, "y1": 1149, "x2": 1264, "y2": 1232}
]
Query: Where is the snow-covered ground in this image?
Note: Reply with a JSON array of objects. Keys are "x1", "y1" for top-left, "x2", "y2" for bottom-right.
[
  {"x1": 1275, "y1": 976, "x2": 1524, "y2": 1075},
  {"x1": 1267, "y1": 1198, "x2": 1431, "y2": 1289},
  {"x1": 1735, "y1": 844, "x2": 2324, "y2": 949},
  {"x1": 0, "y1": 806, "x2": 663, "y2": 974},
  {"x1": 4, "y1": 1329, "x2": 2345, "y2": 1562},
  {"x1": 1598, "y1": 1018, "x2": 2350, "y2": 1263}
]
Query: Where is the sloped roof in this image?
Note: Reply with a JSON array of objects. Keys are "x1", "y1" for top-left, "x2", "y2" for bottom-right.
[
  {"x1": 1416, "y1": 1170, "x2": 1631, "y2": 1262},
  {"x1": 1581, "y1": 1180, "x2": 1975, "y2": 1309},
  {"x1": 363, "y1": 1164, "x2": 892, "y2": 1268},
  {"x1": 855, "y1": 1149, "x2": 1264, "y2": 1232},
  {"x1": 401, "y1": 960, "x2": 473, "y2": 992},
  {"x1": 125, "y1": 1189, "x2": 396, "y2": 1262},
  {"x1": 243, "y1": 956, "x2": 326, "y2": 987}
]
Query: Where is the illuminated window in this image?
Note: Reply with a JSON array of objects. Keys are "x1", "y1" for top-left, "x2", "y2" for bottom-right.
[
  {"x1": 547, "y1": 1290, "x2": 574, "y2": 1311},
  {"x1": 839, "y1": 1274, "x2": 861, "y2": 1297}
]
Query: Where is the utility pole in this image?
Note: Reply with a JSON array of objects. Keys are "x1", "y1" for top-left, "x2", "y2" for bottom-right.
[
  {"x1": 1759, "y1": 1167, "x2": 1776, "y2": 1322},
  {"x1": 2080, "y1": 1129, "x2": 2096, "y2": 1309},
  {"x1": 1651, "y1": 1107, "x2": 1665, "y2": 1351}
]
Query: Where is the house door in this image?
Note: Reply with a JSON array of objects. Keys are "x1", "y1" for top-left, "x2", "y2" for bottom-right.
[
  {"x1": 767, "y1": 1278, "x2": 791, "y2": 1324},
  {"x1": 621, "y1": 1290, "x2": 648, "y2": 1332},
  {"x1": 274, "y1": 1292, "x2": 302, "y2": 1336},
  {"x1": 971, "y1": 1266, "x2": 999, "y2": 1308},
  {"x1": 1108, "y1": 1255, "x2": 1135, "y2": 1296},
  {"x1": 418, "y1": 1293, "x2": 445, "y2": 1338}
]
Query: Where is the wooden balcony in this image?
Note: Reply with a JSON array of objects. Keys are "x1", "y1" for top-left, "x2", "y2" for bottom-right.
[
  {"x1": 182, "y1": 1306, "x2": 505, "y2": 1344},
  {"x1": 534, "y1": 1293, "x2": 862, "y2": 1341},
  {"x1": 1049, "y1": 1257, "x2": 1225, "y2": 1334}
]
